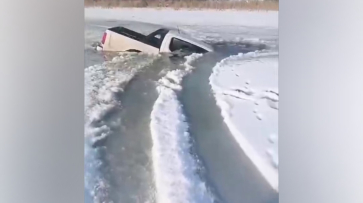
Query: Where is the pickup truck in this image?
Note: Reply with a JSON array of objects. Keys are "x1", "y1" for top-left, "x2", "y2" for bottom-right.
[{"x1": 98, "y1": 26, "x2": 214, "y2": 54}]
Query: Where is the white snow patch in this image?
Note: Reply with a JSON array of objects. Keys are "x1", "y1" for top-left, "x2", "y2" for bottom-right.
[
  {"x1": 150, "y1": 54, "x2": 214, "y2": 203},
  {"x1": 209, "y1": 51, "x2": 279, "y2": 191}
]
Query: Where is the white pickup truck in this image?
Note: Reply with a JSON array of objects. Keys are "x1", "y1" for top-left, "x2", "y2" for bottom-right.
[{"x1": 98, "y1": 26, "x2": 214, "y2": 54}]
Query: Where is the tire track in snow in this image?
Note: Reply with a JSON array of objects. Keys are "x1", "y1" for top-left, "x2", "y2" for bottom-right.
[{"x1": 150, "y1": 54, "x2": 216, "y2": 203}]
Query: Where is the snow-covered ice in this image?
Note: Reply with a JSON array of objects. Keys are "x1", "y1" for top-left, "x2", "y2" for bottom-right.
[
  {"x1": 150, "y1": 54, "x2": 216, "y2": 203},
  {"x1": 209, "y1": 51, "x2": 279, "y2": 191},
  {"x1": 85, "y1": 8, "x2": 278, "y2": 46},
  {"x1": 85, "y1": 8, "x2": 278, "y2": 28}
]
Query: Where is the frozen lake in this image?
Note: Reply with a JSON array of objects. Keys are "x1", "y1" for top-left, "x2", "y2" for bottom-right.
[{"x1": 84, "y1": 8, "x2": 278, "y2": 203}]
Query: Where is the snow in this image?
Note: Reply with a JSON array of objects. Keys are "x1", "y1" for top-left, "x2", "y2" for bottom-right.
[
  {"x1": 84, "y1": 52, "x2": 159, "y2": 144},
  {"x1": 85, "y1": 52, "x2": 158, "y2": 126},
  {"x1": 85, "y1": 8, "x2": 278, "y2": 28},
  {"x1": 150, "y1": 54, "x2": 215, "y2": 203},
  {"x1": 209, "y1": 51, "x2": 279, "y2": 191}
]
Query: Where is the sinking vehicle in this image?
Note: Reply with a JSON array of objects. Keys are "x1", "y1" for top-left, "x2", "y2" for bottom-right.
[{"x1": 97, "y1": 26, "x2": 214, "y2": 54}]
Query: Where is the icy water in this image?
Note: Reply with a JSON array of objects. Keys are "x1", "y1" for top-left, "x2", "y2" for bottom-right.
[{"x1": 84, "y1": 20, "x2": 278, "y2": 203}]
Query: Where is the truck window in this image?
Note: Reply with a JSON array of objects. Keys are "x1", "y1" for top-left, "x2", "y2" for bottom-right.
[
  {"x1": 169, "y1": 38, "x2": 207, "y2": 53},
  {"x1": 146, "y1": 29, "x2": 169, "y2": 48}
]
